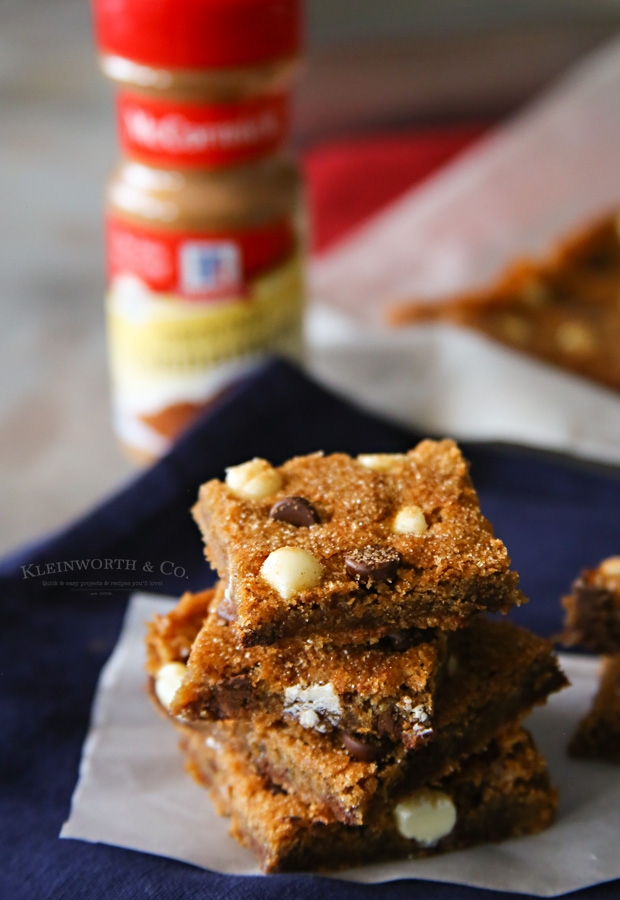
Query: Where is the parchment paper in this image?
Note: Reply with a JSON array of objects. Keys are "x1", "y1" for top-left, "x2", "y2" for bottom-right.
[
  {"x1": 62, "y1": 593, "x2": 620, "y2": 896},
  {"x1": 311, "y1": 34, "x2": 620, "y2": 318},
  {"x1": 306, "y1": 35, "x2": 620, "y2": 467}
]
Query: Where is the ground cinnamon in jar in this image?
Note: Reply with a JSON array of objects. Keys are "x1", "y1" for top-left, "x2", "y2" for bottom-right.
[{"x1": 93, "y1": 0, "x2": 304, "y2": 461}]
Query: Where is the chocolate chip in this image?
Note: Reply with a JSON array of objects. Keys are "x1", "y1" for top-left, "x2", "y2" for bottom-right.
[
  {"x1": 376, "y1": 709, "x2": 401, "y2": 742},
  {"x1": 583, "y1": 249, "x2": 615, "y2": 272},
  {"x1": 342, "y1": 732, "x2": 385, "y2": 762},
  {"x1": 386, "y1": 630, "x2": 414, "y2": 652},
  {"x1": 267, "y1": 781, "x2": 287, "y2": 796},
  {"x1": 220, "y1": 675, "x2": 253, "y2": 714},
  {"x1": 269, "y1": 496, "x2": 320, "y2": 527},
  {"x1": 217, "y1": 588, "x2": 236, "y2": 622},
  {"x1": 345, "y1": 547, "x2": 402, "y2": 584}
]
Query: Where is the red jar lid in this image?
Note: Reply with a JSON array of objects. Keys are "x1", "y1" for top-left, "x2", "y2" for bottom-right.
[{"x1": 93, "y1": 0, "x2": 302, "y2": 69}]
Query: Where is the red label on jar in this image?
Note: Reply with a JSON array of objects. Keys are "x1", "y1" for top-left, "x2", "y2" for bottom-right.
[
  {"x1": 117, "y1": 92, "x2": 290, "y2": 167},
  {"x1": 106, "y1": 217, "x2": 295, "y2": 299}
]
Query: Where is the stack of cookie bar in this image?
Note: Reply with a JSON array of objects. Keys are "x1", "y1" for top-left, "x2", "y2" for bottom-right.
[
  {"x1": 562, "y1": 556, "x2": 620, "y2": 763},
  {"x1": 146, "y1": 439, "x2": 567, "y2": 872}
]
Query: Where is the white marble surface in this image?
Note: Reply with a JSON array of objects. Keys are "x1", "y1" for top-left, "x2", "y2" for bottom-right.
[{"x1": 1, "y1": 0, "x2": 617, "y2": 556}]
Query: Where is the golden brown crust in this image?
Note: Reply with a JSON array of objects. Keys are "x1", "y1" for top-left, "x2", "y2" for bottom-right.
[{"x1": 388, "y1": 212, "x2": 620, "y2": 392}]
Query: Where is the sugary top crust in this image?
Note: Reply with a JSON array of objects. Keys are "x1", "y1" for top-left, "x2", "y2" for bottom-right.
[{"x1": 192, "y1": 440, "x2": 520, "y2": 641}]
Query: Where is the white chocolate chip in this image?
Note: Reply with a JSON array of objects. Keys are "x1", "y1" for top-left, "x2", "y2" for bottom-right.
[
  {"x1": 600, "y1": 556, "x2": 620, "y2": 577},
  {"x1": 225, "y1": 458, "x2": 283, "y2": 500},
  {"x1": 447, "y1": 654, "x2": 459, "y2": 677},
  {"x1": 242, "y1": 469, "x2": 283, "y2": 500},
  {"x1": 394, "y1": 788, "x2": 457, "y2": 845},
  {"x1": 299, "y1": 709, "x2": 320, "y2": 729},
  {"x1": 555, "y1": 321, "x2": 596, "y2": 357},
  {"x1": 284, "y1": 682, "x2": 342, "y2": 733},
  {"x1": 154, "y1": 662, "x2": 186, "y2": 710},
  {"x1": 391, "y1": 505, "x2": 427, "y2": 535},
  {"x1": 225, "y1": 458, "x2": 266, "y2": 490},
  {"x1": 398, "y1": 698, "x2": 433, "y2": 739},
  {"x1": 410, "y1": 706, "x2": 432, "y2": 737},
  {"x1": 357, "y1": 453, "x2": 407, "y2": 472},
  {"x1": 260, "y1": 547, "x2": 323, "y2": 599}
]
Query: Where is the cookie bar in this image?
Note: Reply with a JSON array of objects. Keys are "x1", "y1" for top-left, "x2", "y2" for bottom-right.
[
  {"x1": 561, "y1": 556, "x2": 620, "y2": 654},
  {"x1": 219, "y1": 618, "x2": 565, "y2": 824},
  {"x1": 180, "y1": 722, "x2": 557, "y2": 873},
  {"x1": 145, "y1": 589, "x2": 211, "y2": 673},
  {"x1": 560, "y1": 557, "x2": 620, "y2": 763},
  {"x1": 192, "y1": 440, "x2": 523, "y2": 646},
  {"x1": 166, "y1": 582, "x2": 446, "y2": 747},
  {"x1": 145, "y1": 589, "x2": 214, "y2": 713},
  {"x1": 569, "y1": 655, "x2": 620, "y2": 763},
  {"x1": 147, "y1": 609, "x2": 566, "y2": 824},
  {"x1": 388, "y1": 213, "x2": 620, "y2": 393}
]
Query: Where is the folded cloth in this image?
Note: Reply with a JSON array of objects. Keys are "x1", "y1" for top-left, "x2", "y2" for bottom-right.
[
  {"x1": 304, "y1": 124, "x2": 487, "y2": 253},
  {"x1": 3, "y1": 359, "x2": 620, "y2": 900}
]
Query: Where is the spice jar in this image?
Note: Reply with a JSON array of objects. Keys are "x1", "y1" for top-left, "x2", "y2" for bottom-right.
[{"x1": 93, "y1": 0, "x2": 304, "y2": 461}]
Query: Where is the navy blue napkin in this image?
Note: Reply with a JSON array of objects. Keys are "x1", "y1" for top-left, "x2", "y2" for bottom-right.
[{"x1": 2, "y1": 359, "x2": 620, "y2": 900}]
